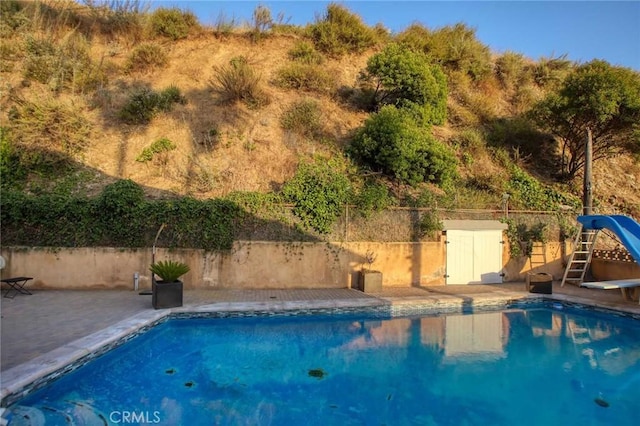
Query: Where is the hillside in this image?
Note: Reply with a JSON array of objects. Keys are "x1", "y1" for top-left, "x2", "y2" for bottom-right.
[{"x1": 1, "y1": 0, "x2": 639, "y2": 226}]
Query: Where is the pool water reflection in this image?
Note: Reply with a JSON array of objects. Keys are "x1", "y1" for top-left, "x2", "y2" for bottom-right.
[{"x1": 4, "y1": 304, "x2": 640, "y2": 425}]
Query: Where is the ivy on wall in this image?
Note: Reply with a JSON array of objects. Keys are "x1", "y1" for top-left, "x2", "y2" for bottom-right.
[{"x1": 0, "y1": 180, "x2": 240, "y2": 250}]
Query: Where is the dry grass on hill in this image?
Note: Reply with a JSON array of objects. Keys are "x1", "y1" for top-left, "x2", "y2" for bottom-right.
[{"x1": 1, "y1": 1, "x2": 638, "y2": 216}]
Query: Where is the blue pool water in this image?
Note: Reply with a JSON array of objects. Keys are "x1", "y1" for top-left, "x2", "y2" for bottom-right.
[{"x1": 4, "y1": 304, "x2": 640, "y2": 425}]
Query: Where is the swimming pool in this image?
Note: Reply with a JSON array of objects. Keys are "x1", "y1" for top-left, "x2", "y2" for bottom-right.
[{"x1": 3, "y1": 302, "x2": 640, "y2": 425}]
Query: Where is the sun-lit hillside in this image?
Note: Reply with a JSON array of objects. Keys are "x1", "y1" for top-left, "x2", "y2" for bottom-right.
[{"x1": 1, "y1": 0, "x2": 638, "y2": 221}]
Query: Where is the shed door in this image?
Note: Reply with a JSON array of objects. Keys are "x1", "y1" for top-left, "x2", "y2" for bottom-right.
[{"x1": 446, "y1": 229, "x2": 504, "y2": 285}]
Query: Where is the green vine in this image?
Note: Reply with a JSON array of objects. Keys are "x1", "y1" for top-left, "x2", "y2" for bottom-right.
[
  {"x1": 502, "y1": 218, "x2": 548, "y2": 258},
  {"x1": 1, "y1": 179, "x2": 240, "y2": 250}
]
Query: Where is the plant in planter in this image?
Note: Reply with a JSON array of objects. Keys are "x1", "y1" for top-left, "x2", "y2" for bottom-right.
[
  {"x1": 359, "y1": 250, "x2": 382, "y2": 293},
  {"x1": 150, "y1": 260, "x2": 190, "y2": 309}
]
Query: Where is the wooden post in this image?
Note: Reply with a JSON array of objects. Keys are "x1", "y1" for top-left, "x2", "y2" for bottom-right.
[{"x1": 583, "y1": 129, "x2": 593, "y2": 215}]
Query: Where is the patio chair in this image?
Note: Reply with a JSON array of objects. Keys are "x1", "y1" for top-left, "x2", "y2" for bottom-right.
[{"x1": 0, "y1": 255, "x2": 33, "y2": 298}]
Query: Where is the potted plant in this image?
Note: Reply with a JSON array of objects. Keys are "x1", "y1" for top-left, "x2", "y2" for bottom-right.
[
  {"x1": 150, "y1": 260, "x2": 190, "y2": 309},
  {"x1": 359, "y1": 250, "x2": 382, "y2": 293}
]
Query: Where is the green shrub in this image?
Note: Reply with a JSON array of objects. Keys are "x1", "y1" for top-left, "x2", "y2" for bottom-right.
[
  {"x1": 532, "y1": 54, "x2": 573, "y2": 89},
  {"x1": 149, "y1": 7, "x2": 199, "y2": 40},
  {"x1": 506, "y1": 166, "x2": 580, "y2": 211},
  {"x1": 0, "y1": 127, "x2": 26, "y2": 188},
  {"x1": 427, "y1": 23, "x2": 493, "y2": 81},
  {"x1": 309, "y1": 3, "x2": 377, "y2": 57},
  {"x1": 359, "y1": 43, "x2": 448, "y2": 124},
  {"x1": 83, "y1": 0, "x2": 146, "y2": 41},
  {"x1": 119, "y1": 86, "x2": 186, "y2": 124},
  {"x1": 288, "y1": 41, "x2": 324, "y2": 64},
  {"x1": 451, "y1": 128, "x2": 486, "y2": 154},
  {"x1": 398, "y1": 23, "x2": 492, "y2": 81},
  {"x1": 280, "y1": 99, "x2": 322, "y2": 137},
  {"x1": 349, "y1": 106, "x2": 458, "y2": 186},
  {"x1": 354, "y1": 180, "x2": 392, "y2": 218},
  {"x1": 23, "y1": 33, "x2": 106, "y2": 93},
  {"x1": 274, "y1": 63, "x2": 335, "y2": 94},
  {"x1": 418, "y1": 211, "x2": 443, "y2": 240},
  {"x1": 23, "y1": 37, "x2": 56, "y2": 83},
  {"x1": 125, "y1": 43, "x2": 168, "y2": 73},
  {"x1": 211, "y1": 56, "x2": 268, "y2": 107},
  {"x1": 495, "y1": 51, "x2": 532, "y2": 90},
  {"x1": 136, "y1": 137, "x2": 176, "y2": 163},
  {"x1": 486, "y1": 117, "x2": 551, "y2": 161},
  {"x1": 150, "y1": 260, "x2": 190, "y2": 282},
  {"x1": 7, "y1": 97, "x2": 91, "y2": 166},
  {"x1": 282, "y1": 157, "x2": 353, "y2": 234},
  {"x1": 395, "y1": 23, "x2": 431, "y2": 52},
  {"x1": 0, "y1": 0, "x2": 30, "y2": 37}
]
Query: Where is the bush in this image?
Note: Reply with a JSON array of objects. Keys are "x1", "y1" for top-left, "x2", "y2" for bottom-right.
[
  {"x1": 486, "y1": 117, "x2": 551, "y2": 160},
  {"x1": 0, "y1": 127, "x2": 26, "y2": 188},
  {"x1": 282, "y1": 157, "x2": 353, "y2": 234},
  {"x1": 136, "y1": 137, "x2": 176, "y2": 163},
  {"x1": 288, "y1": 41, "x2": 324, "y2": 64},
  {"x1": 280, "y1": 99, "x2": 322, "y2": 137},
  {"x1": 506, "y1": 166, "x2": 580, "y2": 211},
  {"x1": 349, "y1": 106, "x2": 458, "y2": 186},
  {"x1": 23, "y1": 33, "x2": 105, "y2": 93},
  {"x1": 274, "y1": 63, "x2": 335, "y2": 94},
  {"x1": 398, "y1": 23, "x2": 492, "y2": 81},
  {"x1": 354, "y1": 180, "x2": 392, "y2": 218},
  {"x1": 125, "y1": 43, "x2": 168, "y2": 73},
  {"x1": 83, "y1": 0, "x2": 146, "y2": 41},
  {"x1": 359, "y1": 43, "x2": 448, "y2": 125},
  {"x1": 148, "y1": 7, "x2": 199, "y2": 40},
  {"x1": 495, "y1": 51, "x2": 532, "y2": 90},
  {"x1": 309, "y1": 3, "x2": 377, "y2": 57},
  {"x1": 7, "y1": 97, "x2": 91, "y2": 167},
  {"x1": 211, "y1": 56, "x2": 268, "y2": 107},
  {"x1": 119, "y1": 86, "x2": 186, "y2": 124}
]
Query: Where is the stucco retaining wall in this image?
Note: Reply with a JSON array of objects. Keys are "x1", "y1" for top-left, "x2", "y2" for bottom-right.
[
  {"x1": 0, "y1": 241, "x2": 445, "y2": 290},
  {"x1": 0, "y1": 239, "x2": 571, "y2": 290}
]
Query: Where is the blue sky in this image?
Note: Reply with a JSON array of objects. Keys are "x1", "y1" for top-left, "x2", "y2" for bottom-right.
[{"x1": 150, "y1": 1, "x2": 640, "y2": 70}]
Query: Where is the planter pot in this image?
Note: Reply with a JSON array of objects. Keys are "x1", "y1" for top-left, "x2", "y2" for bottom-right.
[
  {"x1": 152, "y1": 280, "x2": 183, "y2": 309},
  {"x1": 526, "y1": 273, "x2": 552, "y2": 294},
  {"x1": 359, "y1": 270, "x2": 383, "y2": 293}
]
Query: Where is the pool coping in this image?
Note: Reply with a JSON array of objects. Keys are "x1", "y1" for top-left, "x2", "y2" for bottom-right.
[{"x1": 2, "y1": 291, "x2": 639, "y2": 408}]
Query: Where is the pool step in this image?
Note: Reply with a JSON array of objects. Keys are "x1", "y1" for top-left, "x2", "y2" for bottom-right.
[{"x1": 5, "y1": 401, "x2": 107, "y2": 426}]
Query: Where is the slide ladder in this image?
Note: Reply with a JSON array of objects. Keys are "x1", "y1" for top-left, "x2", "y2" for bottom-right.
[{"x1": 561, "y1": 226, "x2": 599, "y2": 287}]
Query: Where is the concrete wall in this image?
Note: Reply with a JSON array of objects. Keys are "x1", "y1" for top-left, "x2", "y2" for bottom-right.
[
  {"x1": 502, "y1": 241, "x2": 569, "y2": 281},
  {"x1": 591, "y1": 258, "x2": 640, "y2": 280},
  {"x1": 0, "y1": 241, "x2": 445, "y2": 290},
  {"x1": 0, "y1": 239, "x2": 569, "y2": 290}
]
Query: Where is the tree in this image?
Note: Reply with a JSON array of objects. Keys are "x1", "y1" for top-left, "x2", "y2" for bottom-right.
[
  {"x1": 349, "y1": 105, "x2": 457, "y2": 186},
  {"x1": 359, "y1": 43, "x2": 448, "y2": 125},
  {"x1": 531, "y1": 60, "x2": 640, "y2": 180}
]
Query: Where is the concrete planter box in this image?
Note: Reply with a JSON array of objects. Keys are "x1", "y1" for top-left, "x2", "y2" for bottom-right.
[
  {"x1": 527, "y1": 273, "x2": 552, "y2": 294},
  {"x1": 152, "y1": 280, "x2": 183, "y2": 309},
  {"x1": 359, "y1": 270, "x2": 383, "y2": 293}
]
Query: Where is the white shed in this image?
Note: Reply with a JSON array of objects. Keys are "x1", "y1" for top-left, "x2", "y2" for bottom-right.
[{"x1": 443, "y1": 220, "x2": 508, "y2": 285}]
